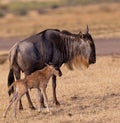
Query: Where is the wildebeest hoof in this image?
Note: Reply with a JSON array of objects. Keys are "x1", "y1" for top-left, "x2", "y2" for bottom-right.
[
  {"x1": 30, "y1": 106, "x2": 36, "y2": 110},
  {"x1": 53, "y1": 100, "x2": 60, "y2": 106},
  {"x1": 19, "y1": 104, "x2": 24, "y2": 110},
  {"x1": 19, "y1": 107, "x2": 24, "y2": 110},
  {"x1": 40, "y1": 103, "x2": 46, "y2": 108}
]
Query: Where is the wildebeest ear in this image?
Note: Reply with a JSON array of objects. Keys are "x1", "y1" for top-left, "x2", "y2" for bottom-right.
[
  {"x1": 79, "y1": 31, "x2": 83, "y2": 38},
  {"x1": 84, "y1": 25, "x2": 89, "y2": 34},
  {"x1": 79, "y1": 31, "x2": 82, "y2": 35},
  {"x1": 79, "y1": 31, "x2": 82, "y2": 36}
]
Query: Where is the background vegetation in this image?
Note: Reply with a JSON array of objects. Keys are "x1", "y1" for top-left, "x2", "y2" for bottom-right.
[
  {"x1": 0, "y1": 0, "x2": 119, "y2": 38},
  {"x1": 0, "y1": 0, "x2": 120, "y2": 16}
]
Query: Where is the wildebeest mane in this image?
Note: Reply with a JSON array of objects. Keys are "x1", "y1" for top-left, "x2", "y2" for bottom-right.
[{"x1": 58, "y1": 31, "x2": 89, "y2": 70}]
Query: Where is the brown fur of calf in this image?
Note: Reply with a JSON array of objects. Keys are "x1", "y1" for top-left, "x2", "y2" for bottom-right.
[{"x1": 3, "y1": 65, "x2": 60, "y2": 118}]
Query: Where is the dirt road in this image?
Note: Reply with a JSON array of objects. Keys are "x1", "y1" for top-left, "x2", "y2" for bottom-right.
[{"x1": 0, "y1": 37, "x2": 120, "y2": 55}]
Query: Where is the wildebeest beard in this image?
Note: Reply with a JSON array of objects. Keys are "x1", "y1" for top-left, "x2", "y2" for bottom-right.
[{"x1": 59, "y1": 32, "x2": 90, "y2": 70}]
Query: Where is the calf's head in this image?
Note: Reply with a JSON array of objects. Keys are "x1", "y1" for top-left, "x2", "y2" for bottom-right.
[{"x1": 46, "y1": 64, "x2": 62, "y2": 77}]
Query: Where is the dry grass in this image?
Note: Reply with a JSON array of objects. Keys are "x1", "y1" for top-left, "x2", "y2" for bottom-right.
[
  {"x1": 0, "y1": 3, "x2": 120, "y2": 38},
  {"x1": 0, "y1": 56, "x2": 120, "y2": 123},
  {"x1": 0, "y1": 2, "x2": 120, "y2": 123}
]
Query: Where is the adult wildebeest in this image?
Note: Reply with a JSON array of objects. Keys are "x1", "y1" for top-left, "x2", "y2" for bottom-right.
[{"x1": 8, "y1": 26, "x2": 96, "y2": 109}]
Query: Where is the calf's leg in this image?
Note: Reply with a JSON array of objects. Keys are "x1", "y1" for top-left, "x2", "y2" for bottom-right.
[
  {"x1": 3, "y1": 92, "x2": 18, "y2": 118},
  {"x1": 13, "y1": 98, "x2": 19, "y2": 118},
  {"x1": 37, "y1": 88, "x2": 42, "y2": 112},
  {"x1": 25, "y1": 73, "x2": 35, "y2": 110},
  {"x1": 41, "y1": 87, "x2": 50, "y2": 113},
  {"x1": 13, "y1": 94, "x2": 23, "y2": 118},
  {"x1": 14, "y1": 70, "x2": 24, "y2": 110}
]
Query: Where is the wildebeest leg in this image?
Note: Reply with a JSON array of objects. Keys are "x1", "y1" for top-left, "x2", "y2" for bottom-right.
[
  {"x1": 40, "y1": 94, "x2": 45, "y2": 108},
  {"x1": 26, "y1": 91, "x2": 35, "y2": 109},
  {"x1": 25, "y1": 73, "x2": 35, "y2": 110},
  {"x1": 19, "y1": 100, "x2": 23, "y2": 110},
  {"x1": 3, "y1": 92, "x2": 18, "y2": 118},
  {"x1": 14, "y1": 69, "x2": 24, "y2": 110},
  {"x1": 57, "y1": 68, "x2": 62, "y2": 77},
  {"x1": 52, "y1": 75, "x2": 60, "y2": 105}
]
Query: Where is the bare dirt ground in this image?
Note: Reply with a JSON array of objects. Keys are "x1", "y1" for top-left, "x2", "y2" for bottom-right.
[{"x1": 0, "y1": 37, "x2": 120, "y2": 123}]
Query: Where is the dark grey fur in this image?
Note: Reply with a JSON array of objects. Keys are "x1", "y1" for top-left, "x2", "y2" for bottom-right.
[{"x1": 8, "y1": 26, "x2": 96, "y2": 109}]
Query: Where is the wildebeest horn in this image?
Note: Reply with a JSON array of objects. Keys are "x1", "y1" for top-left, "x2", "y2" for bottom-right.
[{"x1": 85, "y1": 25, "x2": 89, "y2": 34}]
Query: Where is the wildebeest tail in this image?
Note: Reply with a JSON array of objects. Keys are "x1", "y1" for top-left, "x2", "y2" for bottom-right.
[
  {"x1": 8, "y1": 68, "x2": 15, "y2": 96},
  {"x1": 8, "y1": 42, "x2": 18, "y2": 96},
  {"x1": 8, "y1": 80, "x2": 16, "y2": 96}
]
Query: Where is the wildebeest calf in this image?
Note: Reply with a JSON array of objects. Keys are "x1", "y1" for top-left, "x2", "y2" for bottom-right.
[{"x1": 3, "y1": 64, "x2": 60, "y2": 118}]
